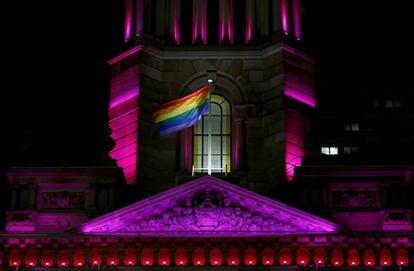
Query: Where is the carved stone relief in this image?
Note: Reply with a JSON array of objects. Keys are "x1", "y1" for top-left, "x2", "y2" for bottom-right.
[
  {"x1": 332, "y1": 190, "x2": 376, "y2": 208},
  {"x1": 118, "y1": 189, "x2": 299, "y2": 233},
  {"x1": 41, "y1": 192, "x2": 85, "y2": 209}
]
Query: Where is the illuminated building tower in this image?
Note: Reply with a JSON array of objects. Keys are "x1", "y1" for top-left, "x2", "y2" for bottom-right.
[{"x1": 108, "y1": 0, "x2": 315, "y2": 196}]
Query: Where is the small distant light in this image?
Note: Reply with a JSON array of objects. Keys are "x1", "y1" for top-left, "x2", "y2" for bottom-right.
[
  {"x1": 301, "y1": 260, "x2": 304, "y2": 264},
  {"x1": 351, "y1": 261, "x2": 355, "y2": 265},
  {"x1": 78, "y1": 262, "x2": 82, "y2": 266},
  {"x1": 197, "y1": 261, "x2": 201, "y2": 265},
  {"x1": 318, "y1": 260, "x2": 322, "y2": 264},
  {"x1": 30, "y1": 262, "x2": 34, "y2": 266},
  {"x1": 93, "y1": 261, "x2": 98, "y2": 265},
  {"x1": 13, "y1": 262, "x2": 17, "y2": 266},
  {"x1": 208, "y1": 79, "x2": 213, "y2": 83},
  {"x1": 401, "y1": 261, "x2": 404, "y2": 265},
  {"x1": 45, "y1": 262, "x2": 50, "y2": 266},
  {"x1": 384, "y1": 261, "x2": 387, "y2": 265},
  {"x1": 145, "y1": 261, "x2": 150, "y2": 266},
  {"x1": 128, "y1": 261, "x2": 132, "y2": 265},
  {"x1": 265, "y1": 260, "x2": 270, "y2": 264},
  {"x1": 111, "y1": 261, "x2": 114, "y2": 265},
  {"x1": 179, "y1": 261, "x2": 183, "y2": 265},
  {"x1": 62, "y1": 262, "x2": 66, "y2": 266},
  {"x1": 248, "y1": 260, "x2": 252, "y2": 264},
  {"x1": 368, "y1": 261, "x2": 371, "y2": 265},
  {"x1": 214, "y1": 261, "x2": 218, "y2": 265},
  {"x1": 162, "y1": 261, "x2": 166, "y2": 265},
  {"x1": 231, "y1": 261, "x2": 235, "y2": 265},
  {"x1": 284, "y1": 32, "x2": 289, "y2": 35},
  {"x1": 283, "y1": 260, "x2": 287, "y2": 265},
  {"x1": 335, "y1": 261, "x2": 338, "y2": 265}
]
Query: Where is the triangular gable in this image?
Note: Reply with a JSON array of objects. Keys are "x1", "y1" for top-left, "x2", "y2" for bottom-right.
[{"x1": 79, "y1": 176, "x2": 341, "y2": 237}]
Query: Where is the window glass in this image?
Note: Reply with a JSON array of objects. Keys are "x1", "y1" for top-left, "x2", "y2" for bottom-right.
[{"x1": 193, "y1": 94, "x2": 231, "y2": 173}]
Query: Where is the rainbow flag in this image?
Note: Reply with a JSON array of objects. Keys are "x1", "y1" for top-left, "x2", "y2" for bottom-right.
[{"x1": 153, "y1": 85, "x2": 209, "y2": 135}]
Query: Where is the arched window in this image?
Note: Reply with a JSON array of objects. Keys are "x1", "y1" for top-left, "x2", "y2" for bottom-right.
[{"x1": 193, "y1": 94, "x2": 231, "y2": 173}]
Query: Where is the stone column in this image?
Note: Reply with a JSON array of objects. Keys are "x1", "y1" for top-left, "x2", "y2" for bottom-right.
[
  {"x1": 232, "y1": 105, "x2": 247, "y2": 172},
  {"x1": 125, "y1": 0, "x2": 134, "y2": 41},
  {"x1": 281, "y1": 0, "x2": 289, "y2": 34},
  {"x1": 169, "y1": 0, "x2": 180, "y2": 44},
  {"x1": 155, "y1": 0, "x2": 168, "y2": 40},
  {"x1": 192, "y1": 0, "x2": 207, "y2": 44},
  {"x1": 219, "y1": 0, "x2": 233, "y2": 44},
  {"x1": 292, "y1": 0, "x2": 302, "y2": 40},
  {"x1": 134, "y1": 0, "x2": 144, "y2": 36},
  {"x1": 271, "y1": 0, "x2": 282, "y2": 33},
  {"x1": 255, "y1": 0, "x2": 269, "y2": 37},
  {"x1": 245, "y1": 0, "x2": 255, "y2": 43}
]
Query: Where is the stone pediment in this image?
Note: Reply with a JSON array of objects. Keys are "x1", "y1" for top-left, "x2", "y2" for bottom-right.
[{"x1": 79, "y1": 176, "x2": 340, "y2": 236}]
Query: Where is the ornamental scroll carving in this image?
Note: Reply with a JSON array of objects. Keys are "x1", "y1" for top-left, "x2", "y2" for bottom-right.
[
  {"x1": 6, "y1": 212, "x2": 34, "y2": 226},
  {"x1": 383, "y1": 209, "x2": 412, "y2": 225},
  {"x1": 332, "y1": 190, "x2": 376, "y2": 208},
  {"x1": 120, "y1": 189, "x2": 298, "y2": 233},
  {"x1": 41, "y1": 192, "x2": 85, "y2": 209}
]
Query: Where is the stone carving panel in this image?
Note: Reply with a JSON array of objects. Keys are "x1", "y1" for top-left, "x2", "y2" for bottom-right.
[
  {"x1": 6, "y1": 211, "x2": 34, "y2": 226},
  {"x1": 332, "y1": 190, "x2": 376, "y2": 208},
  {"x1": 119, "y1": 189, "x2": 298, "y2": 233},
  {"x1": 41, "y1": 192, "x2": 85, "y2": 209},
  {"x1": 382, "y1": 209, "x2": 412, "y2": 230}
]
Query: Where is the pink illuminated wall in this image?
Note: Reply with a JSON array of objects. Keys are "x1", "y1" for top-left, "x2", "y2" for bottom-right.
[
  {"x1": 285, "y1": 109, "x2": 308, "y2": 181},
  {"x1": 108, "y1": 63, "x2": 141, "y2": 185}
]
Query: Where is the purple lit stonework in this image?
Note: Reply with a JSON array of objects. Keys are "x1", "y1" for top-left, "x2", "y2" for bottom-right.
[{"x1": 80, "y1": 176, "x2": 339, "y2": 236}]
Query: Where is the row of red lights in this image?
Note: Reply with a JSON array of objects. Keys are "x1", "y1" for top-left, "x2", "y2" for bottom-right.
[{"x1": 7, "y1": 248, "x2": 409, "y2": 268}]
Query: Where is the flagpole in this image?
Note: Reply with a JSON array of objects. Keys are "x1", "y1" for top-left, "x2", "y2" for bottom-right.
[{"x1": 207, "y1": 79, "x2": 213, "y2": 175}]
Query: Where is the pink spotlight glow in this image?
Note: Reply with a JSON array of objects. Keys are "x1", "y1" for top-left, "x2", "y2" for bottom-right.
[
  {"x1": 293, "y1": 0, "x2": 302, "y2": 40},
  {"x1": 173, "y1": 0, "x2": 180, "y2": 44},
  {"x1": 245, "y1": 2, "x2": 252, "y2": 43},
  {"x1": 192, "y1": 0, "x2": 207, "y2": 44},
  {"x1": 228, "y1": 0, "x2": 233, "y2": 43},
  {"x1": 124, "y1": 0, "x2": 133, "y2": 42},
  {"x1": 284, "y1": 85, "x2": 316, "y2": 108},
  {"x1": 201, "y1": 0, "x2": 207, "y2": 44},
  {"x1": 281, "y1": 0, "x2": 289, "y2": 35}
]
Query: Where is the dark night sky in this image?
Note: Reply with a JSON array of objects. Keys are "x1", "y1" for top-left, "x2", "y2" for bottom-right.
[{"x1": 1, "y1": 1, "x2": 414, "y2": 210}]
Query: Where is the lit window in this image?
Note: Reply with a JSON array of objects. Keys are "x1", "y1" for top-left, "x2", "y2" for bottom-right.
[
  {"x1": 321, "y1": 146, "x2": 338, "y2": 155},
  {"x1": 193, "y1": 94, "x2": 231, "y2": 173},
  {"x1": 344, "y1": 123, "x2": 359, "y2": 131},
  {"x1": 385, "y1": 99, "x2": 402, "y2": 108},
  {"x1": 344, "y1": 146, "x2": 360, "y2": 155}
]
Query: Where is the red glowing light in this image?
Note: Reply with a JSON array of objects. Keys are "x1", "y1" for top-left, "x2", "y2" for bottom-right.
[{"x1": 78, "y1": 262, "x2": 82, "y2": 266}]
